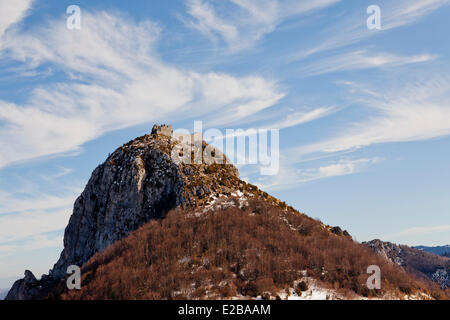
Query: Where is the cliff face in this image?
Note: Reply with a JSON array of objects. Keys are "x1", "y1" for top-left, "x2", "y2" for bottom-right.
[
  {"x1": 7, "y1": 128, "x2": 240, "y2": 299},
  {"x1": 52, "y1": 136, "x2": 185, "y2": 278}
]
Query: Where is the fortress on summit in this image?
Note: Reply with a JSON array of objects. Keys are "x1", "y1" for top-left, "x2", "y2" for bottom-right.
[
  {"x1": 152, "y1": 124, "x2": 202, "y2": 147},
  {"x1": 151, "y1": 124, "x2": 173, "y2": 137},
  {"x1": 151, "y1": 124, "x2": 225, "y2": 164}
]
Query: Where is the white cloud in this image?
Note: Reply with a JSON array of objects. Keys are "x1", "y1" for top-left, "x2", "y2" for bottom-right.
[
  {"x1": 0, "y1": 207, "x2": 71, "y2": 244},
  {"x1": 0, "y1": 188, "x2": 75, "y2": 216},
  {"x1": 41, "y1": 166, "x2": 74, "y2": 180},
  {"x1": 185, "y1": 0, "x2": 340, "y2": 51},
  {"x1": 384, "y1": 0, "x2": 450, "y2": 30},
  {"x1": 387, "y1": 224, "x2": 450, "y2": 238},
  {"x1": 0, "y1": 234, "x2": 63, "y2": 256},
  {"x1": 0, "y1": 11, "x2": 284, "y2": 169},
  {"x1": 300, "y1": 50, "x2": 436, "y2": 76},
  {"x1": 267, "y1": 106, "x2": 337, "y2": 129},
  {"x1": 0, "y1": 7, "x2": 286, "y2": 280},
  {"x1": 208, "y1": 106, "x2": 335, "y2": 149},
  {"x1": 0, "y1": 184, "x2": 76, "y2": 244},
  {"x1": 0, "y1": 175, "x2": 79, "y2": 279},
  {"x1": 0, "y1": 0, "x2": 33, "y2": 38},
  {"x1": 0, "y1": 232, "x2": 64, "y2": 282},
  {"x1": 297, "y1": 77, "x2": 450, "y2": 156},
  {"x1": 293, "y1": 0, "x2": 450, "y2": 60},
  {"x1": 258, "y1": 158, "x2": 380, "y2": 191},
  {"x1": 185, "y1": 0, "x2": 239, "y2": 45}
]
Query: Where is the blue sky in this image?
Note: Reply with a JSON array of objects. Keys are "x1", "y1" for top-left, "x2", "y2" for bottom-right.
[{"x1": 1, "y1": 0, "x2": 450, "y2": 287}]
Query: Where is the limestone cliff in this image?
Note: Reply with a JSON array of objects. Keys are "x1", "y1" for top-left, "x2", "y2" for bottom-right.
[{"x1": 6, "y1": 126, "x2": 241, "y2": 299}]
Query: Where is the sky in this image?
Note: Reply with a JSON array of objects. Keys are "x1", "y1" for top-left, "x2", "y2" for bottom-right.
[{"x1": 0, "y1": 0, "x2": 450, "y2": 288}]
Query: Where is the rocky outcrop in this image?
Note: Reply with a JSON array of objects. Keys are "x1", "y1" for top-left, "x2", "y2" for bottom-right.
[
  {"x1": 364, "y1": 239, "x2": 404, "y2": 265},
  {"x1": 6, "y1": 271, "x2": 37, "y2": 300},
  {"x1": 431, "y1": 269, "x2": 449, "y2": 287},
  {"x1": 4, "y1": 270, "x2": 58, "y2": 300},
  {"x1": 6, "y1": 126, "x2": 241, "y2": 300},
  {"x1": 330, "y1": 226, "x2": 351, "y2": 237},
  {"x1": 364, "y1": 239, "x2": 450, "y2": 289},
  {"x1": 51, "y1": 137, "x2": 185, "y2": 278}
]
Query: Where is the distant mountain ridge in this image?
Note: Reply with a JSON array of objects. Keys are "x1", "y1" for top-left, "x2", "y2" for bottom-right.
[{"x1": 414, "y1": 245, "x2": 450, "y2": 257}]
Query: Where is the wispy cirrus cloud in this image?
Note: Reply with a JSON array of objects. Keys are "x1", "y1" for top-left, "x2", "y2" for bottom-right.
[
  {"x1": 0, "y1": 207, "x2": 70, "y2": 243},
  {"x1": 266, "y1": 106, "x2": 337, "y2": 129},
  {"x1": 0, "y1": 234, "x2": 63, "y2": 256},
  {"x1": 383, "y1": 0, "x2": 450, "y2": 29},
  {"x1": 185, "y1": 0, "x2": 239, "y2": 46},
  {"x1": 0, "y1": 0, "x2": 33, "y2": 37},
  {"x1": 0, "y1": 178, "x2": 77, "y2": 254},
  {"x1": 40, "y1": 166, "x2": 74, "y2": 180},
  {"x1": 297, "y1": 77, "x2": 450, "y2": 156},
  {"x1": 258, "y1": 158, "x2": 381, "y2": 191},
  {"x1": 293, "y1": 0, "x2": 450, "y2": 60},
  {"x1": 0, "y1": 192, "x2": 74, "y2": 218},
  {"x1": 0, "y1": 169, "x2": 81, "y2": 277},
  {"x1": 0, "y1": 179, "x2": 78, "y2": 244},
  {"x1": 185, "y1": 0, "x2": 340, "y2": 51},
  {"x1": 0, "y1": 231, "x2": 64, "y2": 283},
  {"x1": 300, "y1": 50, "x2": 437, "y2": 76},
  {"x1": 387, "y1": 224, "x2": 450, "y2": 238},
  {"x1": 0, "y1": 10, "x2": 284, "y2": 169}
]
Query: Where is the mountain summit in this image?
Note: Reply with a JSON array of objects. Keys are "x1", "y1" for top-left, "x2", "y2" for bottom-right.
[
  {"x1": 6, "y1": 125, "x2": 274, "y2": 299},
  {"x1": 6, "y1": 126, "x2": 449, "y2": 300},
  {"x1": 51, "y1": 125, "x2": 240, "y2": 279}
]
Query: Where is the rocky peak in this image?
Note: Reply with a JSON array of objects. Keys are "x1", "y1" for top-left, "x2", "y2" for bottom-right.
[
  {"x1": 7, "y1": 124, "x2": 312, "y2": 300},
  {"x1": 50, "y1": 129, "x2": 241, "y2": 278},
  {"x1": 5, "y1": 270, "x2": 38, "y2": 300},
  {"x1": 6, "y1": 125, "x2": 245, "y2": 299}
]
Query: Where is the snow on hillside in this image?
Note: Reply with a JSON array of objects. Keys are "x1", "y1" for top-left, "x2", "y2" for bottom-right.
[{"x1": 277, "y1": 278, "x2": 344, "y2": 300}]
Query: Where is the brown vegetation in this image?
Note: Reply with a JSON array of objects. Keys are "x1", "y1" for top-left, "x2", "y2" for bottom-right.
[{"x1": 61, "y1": 200, "x2": 449, "y2": 300}]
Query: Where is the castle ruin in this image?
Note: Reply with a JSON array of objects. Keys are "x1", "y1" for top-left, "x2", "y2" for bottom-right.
[
  {"x1": 151, "y1": 124, "x2": 226, "y2": 165},
  {"x1": 152, "y1": 124, "x2": 200, "y2": 146},
  {"x1": 151, "y1": 124, "x2": 173, "y2": 137}
]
